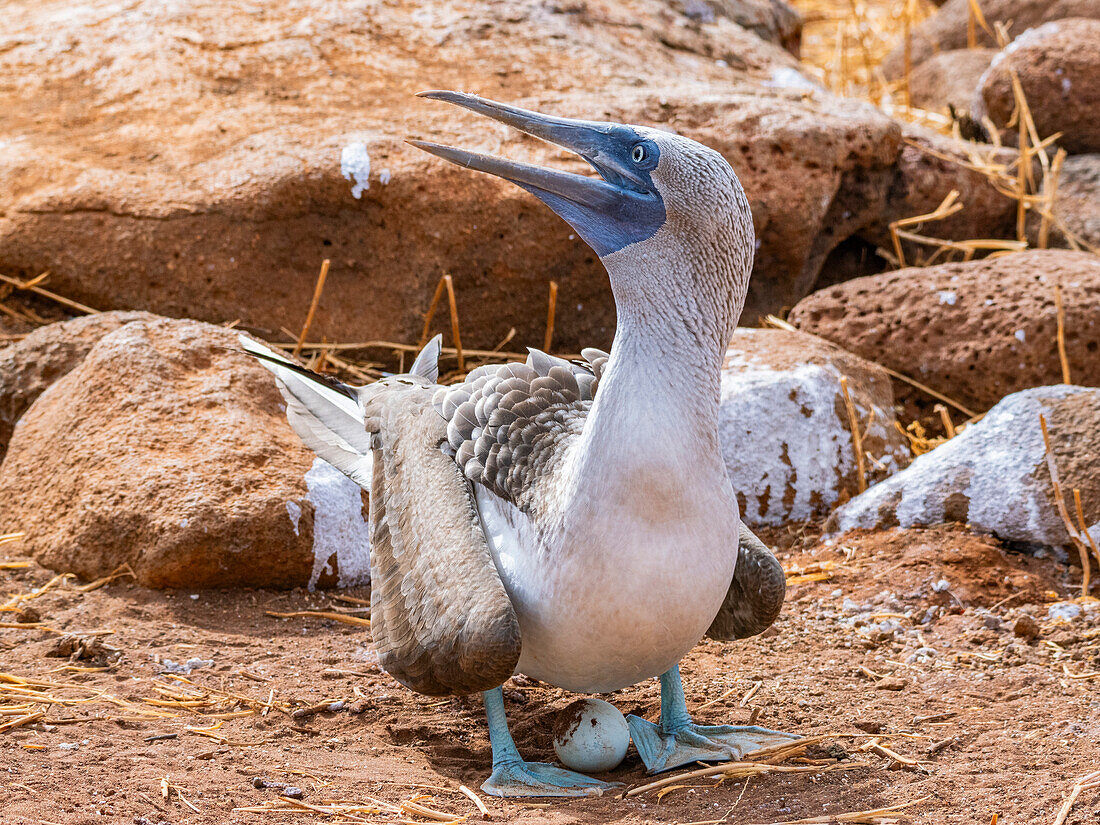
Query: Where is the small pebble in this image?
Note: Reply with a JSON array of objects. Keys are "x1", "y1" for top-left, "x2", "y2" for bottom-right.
[
  {"x1": 875, "y1": 677, "x2": 908, "y2": 691},
  {"x1": 1013, "y1": 615, "x2": 1040, "y2": 640}
]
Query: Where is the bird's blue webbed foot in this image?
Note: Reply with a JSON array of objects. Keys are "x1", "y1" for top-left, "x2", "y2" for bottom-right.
[
  {"x1": 480, "y1": 688, "x2": 621, "y2": 798},
  {"x1": 482, "y1": 758, "x2": 617, "y2": 798},
  {"x1": 626, "y1": 666, "x2": 799, "y2": 774}
]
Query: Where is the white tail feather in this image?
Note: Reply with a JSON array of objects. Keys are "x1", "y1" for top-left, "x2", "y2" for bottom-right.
[{"x1": 240, "y1": 335, "x2": 374, "y2": 489}]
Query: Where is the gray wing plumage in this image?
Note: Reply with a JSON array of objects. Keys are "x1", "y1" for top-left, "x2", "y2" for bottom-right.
[
  {"x1": 366, "y1": 382, "x2": 521, "y2": 695},
  {"x1": 432, "y1": 347, "x2": 609, "y2": 512},
  {"x1": 242, "y1": 334, "x2": 520, "y2": 696},
  {"x1": 706, "y1": 524, "x2": 786, "y2": 640}
]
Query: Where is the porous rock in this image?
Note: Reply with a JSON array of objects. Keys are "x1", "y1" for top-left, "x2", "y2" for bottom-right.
[
  {"x1": 976, "y1": 19, "x2": 1100, "y2": 154},
  {"x1": 830, "y1": 386, "x2": 1100, "y2": 548},
  {"x1": 908, "y1": 49, "x2": 997, "y2": 113},
  {"x1": 0, "y1": 315, "x2": 370, "y2": 589},
  {"x1": 0, "y1": 311, "x2": 157, "y2": 461},
  {"x1": 881, "y1": 0, "x2": 1100, "y2": 79},
  {"x1": 0, "y1": 0, "x2": 920, "y2": 351},
  {"x1": 859, "y1": 125, "x2": 1019, "y2": 262},
  {"x1": 720, "y1": 328, "x2": 910, "y2": 526},
  {"x1": 788, "y1": 251, "x2": 1100, "y2": 412},
  {"x1": 1027, "y1": 154, "x2": 1100, "y2": 249}
]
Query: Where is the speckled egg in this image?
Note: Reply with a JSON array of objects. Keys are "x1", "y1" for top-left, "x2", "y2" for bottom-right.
[{"x1": 552, "y1": 698, "x2": 630, "y2": 773}]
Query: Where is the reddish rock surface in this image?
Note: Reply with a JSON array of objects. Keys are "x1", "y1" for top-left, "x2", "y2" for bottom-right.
[
  {"x1": 976, "y1": 19, "x2": 1100, "y2": 154},
  {"x1": 1028, "y1": 154, "x2": 1100, "y2": 250},
  {"x1": 881, "y1": 0, "x2": 1100, "y2": 79},
  {"x1": 0, "y1": 0, "x2": 975, "y2": 351},
  {"x1": 721, "y1": 328, "x2": 910, "y2": 525},
  {"x1": 788, "y1": 250, "x2": 1100, "y2": 412},
  {"x1": 0, "y1": 311, "x2": 156, "y2": 460},
  {"x1": 908, "y1": 49, "x2": 997, "y2": 113},
  {"x1": 857, "y1": 125, "x2": 1019, "y2": 262},
  {"x1": 0, "y1": 315, "x2": 371, "y2": 589}
]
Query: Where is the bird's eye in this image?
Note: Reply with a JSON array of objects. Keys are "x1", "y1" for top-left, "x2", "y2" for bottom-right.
[{"x1": 631, "y1": 145, "x2": 646, "y2": 164}]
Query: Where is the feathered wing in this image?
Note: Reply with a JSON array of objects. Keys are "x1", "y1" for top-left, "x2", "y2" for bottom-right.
[
  {"x1": 432, "y1": 347, "x2": 608, "y2": 513},
  {"x1": 239, "y1": 336, "x2": 375, "y2": 487},
  {"x1": 366, "y1": 383, "x2": 521, "y2": 695},
  {"x1": 706, "y1": 523, "x2": 786, "y2": 640},
  {"x1": 242, "y1": 334, "x2": 520, "y2": 695}
]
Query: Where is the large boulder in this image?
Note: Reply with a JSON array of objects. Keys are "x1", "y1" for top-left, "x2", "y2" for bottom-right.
[
  {"x1": 908, "y1": 49, "x2": 997, "y2": 113},
  {"x1": 0, "y1": 315, "x2": 370, "y2": 589},
  {"x1": 831, "y1": 386, "x2": 1100, "y2": 548},
  {"x1": 1028, "y1": 154, "x2": 1100, "y2": 250},
  {"x1": 675, "y1": 0, "x2": 804, "y2": 56},
  {"x1": 720, "y1": 328, "x2": 910, "y2": 526},
  {"x1": 0, "y1": 0, "x2": 920, "y2": 351},
  {"x1": 881, "y1": 0, "x2": 1100, "y2": 79},
  {"x1": 788, "y1": 250, "x2": 1100, "y2": 412},
  {"x1": 0, "y1": 311, "x2": 157, "y2": 461},
  {"x1": 976, "y1": 19, "x2": 1100, "y2": 154}
]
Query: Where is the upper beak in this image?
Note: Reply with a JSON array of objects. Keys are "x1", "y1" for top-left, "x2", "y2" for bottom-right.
[{"x1": 408, "y1": 90, "x2": 649, "y2": 214}]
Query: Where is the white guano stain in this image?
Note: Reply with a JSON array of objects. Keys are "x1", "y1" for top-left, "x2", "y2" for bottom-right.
[
  {"x1": 719, "y1": 332, "x2": 905, "y2": 525},
  {"x1": 302, "y1": 457, "x2": 372, "y2": 589},
  {"x1": 834, "y1": 386, "x2": 1094, "y2": 545},
  {"x1": 341, "y1": 142, "x2": 371, "y2": 199},
  {"x1": 286, "y1": 501, "x2": 302, "y2": 536}
]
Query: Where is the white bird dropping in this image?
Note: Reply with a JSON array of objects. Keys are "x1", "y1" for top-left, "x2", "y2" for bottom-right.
[
  {"x1": 552, "y1": 698, "x2": 630, "y2": 773},
  {"x1": 341, "y1": 142, "x2": 371, "y2": 198}
]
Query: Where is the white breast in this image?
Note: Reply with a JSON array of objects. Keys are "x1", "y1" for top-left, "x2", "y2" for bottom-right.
[{"x1": 475, "y1": 482, "x2": 737, "y2": 694}]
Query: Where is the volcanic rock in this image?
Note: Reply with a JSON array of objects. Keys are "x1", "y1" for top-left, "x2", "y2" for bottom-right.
[
  {"x1": 788, "y1": 250, "x2": 1100, "y2": 412},
  {"x1": 858, "y1": 125, "x2": 1019, "y2": 263},
  {"x1": 1028, "y1": 154, "x2": 1100, "y2": 249},
  {"x1": 0, "y1": 311, "x2": 157, "y2": 461},
  {"x1": 720, "y1": 328, "x2": 910, "y2": 526},
  {"x1": 0, "y1": 315, "x2": 370, "y2": 589},
  {"x1": 0, "y1": 0, "x2": 915, "y2": 352},
  {"x1": 830, "y1": 386, "x2": 1100, "y2": 548},
  {"x1": 976, "y1": 19, "x2": 1100, "y2": 154},
  {"x1": 881, "y1": 0, "x2": 1100, "y2": 79},
  {"x1": 908, "y1": 49, "x2": 997, "y2": 113}
]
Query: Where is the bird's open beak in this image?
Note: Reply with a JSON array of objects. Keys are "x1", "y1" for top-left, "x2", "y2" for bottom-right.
[{"x1": 409, "y1": 91, "x2": 656, "y2": 247}]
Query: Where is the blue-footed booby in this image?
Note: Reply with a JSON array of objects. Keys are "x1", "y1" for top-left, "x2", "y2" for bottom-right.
[{"x1": 242, "y1": 91, "x2": 795, "y2": 797}]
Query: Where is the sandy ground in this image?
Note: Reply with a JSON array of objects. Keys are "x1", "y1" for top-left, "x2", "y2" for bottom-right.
[{"x1": 2, "y1": 524, "x2": 1099, "y2": 825}]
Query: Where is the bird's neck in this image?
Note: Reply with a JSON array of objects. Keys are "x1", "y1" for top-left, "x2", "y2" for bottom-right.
[{"x1": 576, "y1": 241, "x2": 743, "y2": 482}]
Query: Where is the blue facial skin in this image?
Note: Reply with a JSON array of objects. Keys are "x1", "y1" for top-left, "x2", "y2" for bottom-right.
[{"x1": 518, "y1": 130, "x2": 665, "y2": 258}]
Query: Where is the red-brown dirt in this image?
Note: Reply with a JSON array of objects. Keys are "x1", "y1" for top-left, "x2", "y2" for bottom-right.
[{"x1": 3, "y1": 524, "x2": 1098, "y2": 825}]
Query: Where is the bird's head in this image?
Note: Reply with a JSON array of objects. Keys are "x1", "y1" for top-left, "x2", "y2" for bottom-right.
[{"x1": 410, "y1": 92, "x2": 754, "y2": 329}]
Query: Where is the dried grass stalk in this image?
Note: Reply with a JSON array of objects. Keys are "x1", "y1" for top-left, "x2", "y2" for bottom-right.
[
  {"x1": 543, "y1": 280, "x2": 558, "y2": 353},
  {"x1": 1054, "y1": 285, "x2": 1071, "y2": 384},
  {"x1": 265, "y1": 610, "x2": 371, "y2": 628},
  {"x1": 294, "y1": 259, "x2": 331, "y2": 358},
  {"x1": 749, "y1": 795, "x2": 926, "y2": 824},
  {"x1": 1052, "y1": 771, "x2": 1100, "y2": 825},
  {"x1": 1039, "y1": 414, "x2": 1093, "y2": 595},
  {"x1": 0, "y1": 273, "x2": 99, "y2": 315},
  {"x1": 839, "y1": 377, "x2": 867, "y2": 493}
]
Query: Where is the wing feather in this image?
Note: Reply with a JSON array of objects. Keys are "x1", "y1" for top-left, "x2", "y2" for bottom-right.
[
  {"x1": 243, "y1": 334, "x2": 521, "y2": 695},
  {"x1": 432, "y1": 347, "x2": 607, "y2": 512},
  {"x1": 706, "y1": 524, "x2": 786, "y2": 641},
  {"x1": 369, "y1": 389, "x2": 521, "y2": 695}
]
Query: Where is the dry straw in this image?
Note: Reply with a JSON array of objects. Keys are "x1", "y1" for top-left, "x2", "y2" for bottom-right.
[{"x1": 1038, "y1": 414, "x2": 1099, "y2": 595}]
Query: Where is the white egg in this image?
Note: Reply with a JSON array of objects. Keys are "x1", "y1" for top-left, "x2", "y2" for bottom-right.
[{"x1": 552, "y1": 698, "x2": 630, "y2": 773}]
